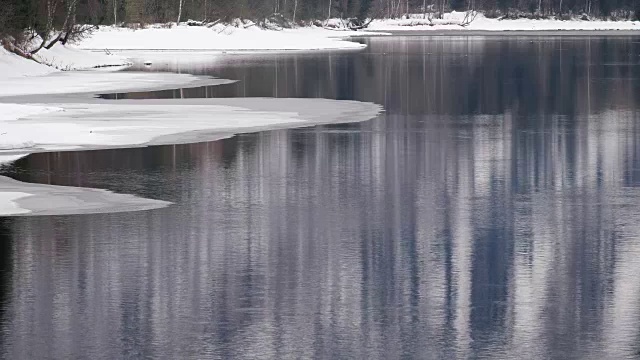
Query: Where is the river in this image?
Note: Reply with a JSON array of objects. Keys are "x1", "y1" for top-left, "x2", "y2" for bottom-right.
[{"x1": 1, "y1": 35, "x2": 640, "y2": 359}]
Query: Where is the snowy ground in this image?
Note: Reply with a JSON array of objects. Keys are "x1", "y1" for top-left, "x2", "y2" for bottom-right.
[
  {"x1": 0, "y1": 45, "x2": 127, "y2": 77},
  {"x1": 368, "y1": 12, "x2": 640, "y2": 31},
  {"x1": 77, "y1": 23, "x2": 371, "y2": 53}
]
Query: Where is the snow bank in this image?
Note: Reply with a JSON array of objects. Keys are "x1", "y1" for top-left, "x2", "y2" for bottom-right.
[
  {"x1": 32, "y1": 44, "x2": 130, "y2": 70},
  {"x1": 368, "y1": 12, "x2": 640, "y2": 31},
  {"x1": 0, "y1": 46, "x2": 129, "y2": 80},
  {"x1": 77, "y1": 24, "x2": 368, "y2": 52},
  {"x1": 0, "y1": 48, "x2": 56, "y2": 79}
]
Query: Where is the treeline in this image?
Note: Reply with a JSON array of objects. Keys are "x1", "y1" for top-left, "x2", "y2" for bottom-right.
[{"x1": 95, "y1": 0, "x2": 640, "y2": 23}]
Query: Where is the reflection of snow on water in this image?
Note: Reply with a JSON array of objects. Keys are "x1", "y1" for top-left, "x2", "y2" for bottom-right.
[
  {"x1": 0, "y1": 191, "x2": 32, "y2": 215},
  {"x1": 0, "y1": 175, "x2": 170, "y2": 216}
]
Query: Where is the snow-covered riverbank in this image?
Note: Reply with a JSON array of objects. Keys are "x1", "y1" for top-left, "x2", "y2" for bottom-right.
[
  {"x1": 367, "y1": 12, "x2": 639, "y2": 31},
  {"x1": 2, "y1": 23, "x2": 372, "y2": 74},
  {"x1": 76, "y1": 23, "x2": 371, "y2": 53}
]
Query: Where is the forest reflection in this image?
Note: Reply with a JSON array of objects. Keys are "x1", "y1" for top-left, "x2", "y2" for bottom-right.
[
  {"x1": 2, "y1": 36, "x2": 640, "y2": 359},
  {"x1": 109, "y1": 36, "x2": 640, "y2": 115}
]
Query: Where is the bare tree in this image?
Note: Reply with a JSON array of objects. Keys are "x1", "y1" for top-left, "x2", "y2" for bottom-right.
[
  {"x1": 2, "y1": 0, "x2": 98, "y2": 60},
  {"x1": 460, "y1": 3, "x2": 477, "y2": 26},
  {"x1": 178, "y1": 0, "x2": 184, "y2": 24},
  {"x1": 293, "y1": 0, "x2": 298, "y2": 22},
  {"x1": 29, "y1": 0, "x2": 80, "y2": 53}
]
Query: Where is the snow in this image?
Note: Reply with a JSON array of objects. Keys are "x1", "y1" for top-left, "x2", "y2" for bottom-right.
[
  {"x1": 0, "y1": 192, "x2": 32, "y2": 216},
  {"x1": 368, "y1": 12, "x2": 640, "y2": 31},
  {"x1": 0, "y1": 153, "x2": 31, "y2": 164},
  {"x1": 0, "y1": 45, "x2": 129, "y2": 79},
  {"x1": 0, "y1": 175, "x2": 170, "y2": 216},
  {"x1": 0, "y1": 48, "x2": 56, "y2": 79},
  {"x1": 0, "y1": 104, "x2": 62, "y2": 150},
  {"x1": 77, "y1": 24, "x2": 369, "y2": 52},
  {"x1": 0, "y1": 69, "x2": 234, "y2": 97},
  {"x1": 0, "y1": 98, "x2": 381, "y2": 156},
  {"x1": 0, "y1": 103, "x2": 63, "y2": 121},
  {"x1": 31, "y1": 43, "x2": 130, "y2": 70},
  {"x1": 73, "y1": 16, "x2": 638, "y2": 56},
  {"x1": 0, "y1": 48, "x2": 234, "y2": 97}
]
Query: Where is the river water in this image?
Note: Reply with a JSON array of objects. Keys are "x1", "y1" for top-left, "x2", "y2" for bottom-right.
[{"x1": 1, "y1": 35, "x2": 640, "y2": 359}]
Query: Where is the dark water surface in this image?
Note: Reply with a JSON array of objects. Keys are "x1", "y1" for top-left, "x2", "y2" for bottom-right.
[{"x1": 2, "y1": 36, "x2": 640, "y2": 359}]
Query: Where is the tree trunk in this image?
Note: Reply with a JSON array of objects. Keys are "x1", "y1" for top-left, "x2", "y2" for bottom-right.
[
  {"x1": 177, "y1": 0, "x2": 183, "y2": 24},
  {"x1": 328, "y1": 0, "x2": 332, "y2": 19},
  {"x1": 559, "y1": 0, "x2": 563, "y2": 15},
  {"x1": 114, "y1": 0, "x2": 117, "y2": 25},
  {"x1": 293, "y1": 0, "x2": 297, "y2": 23}
]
